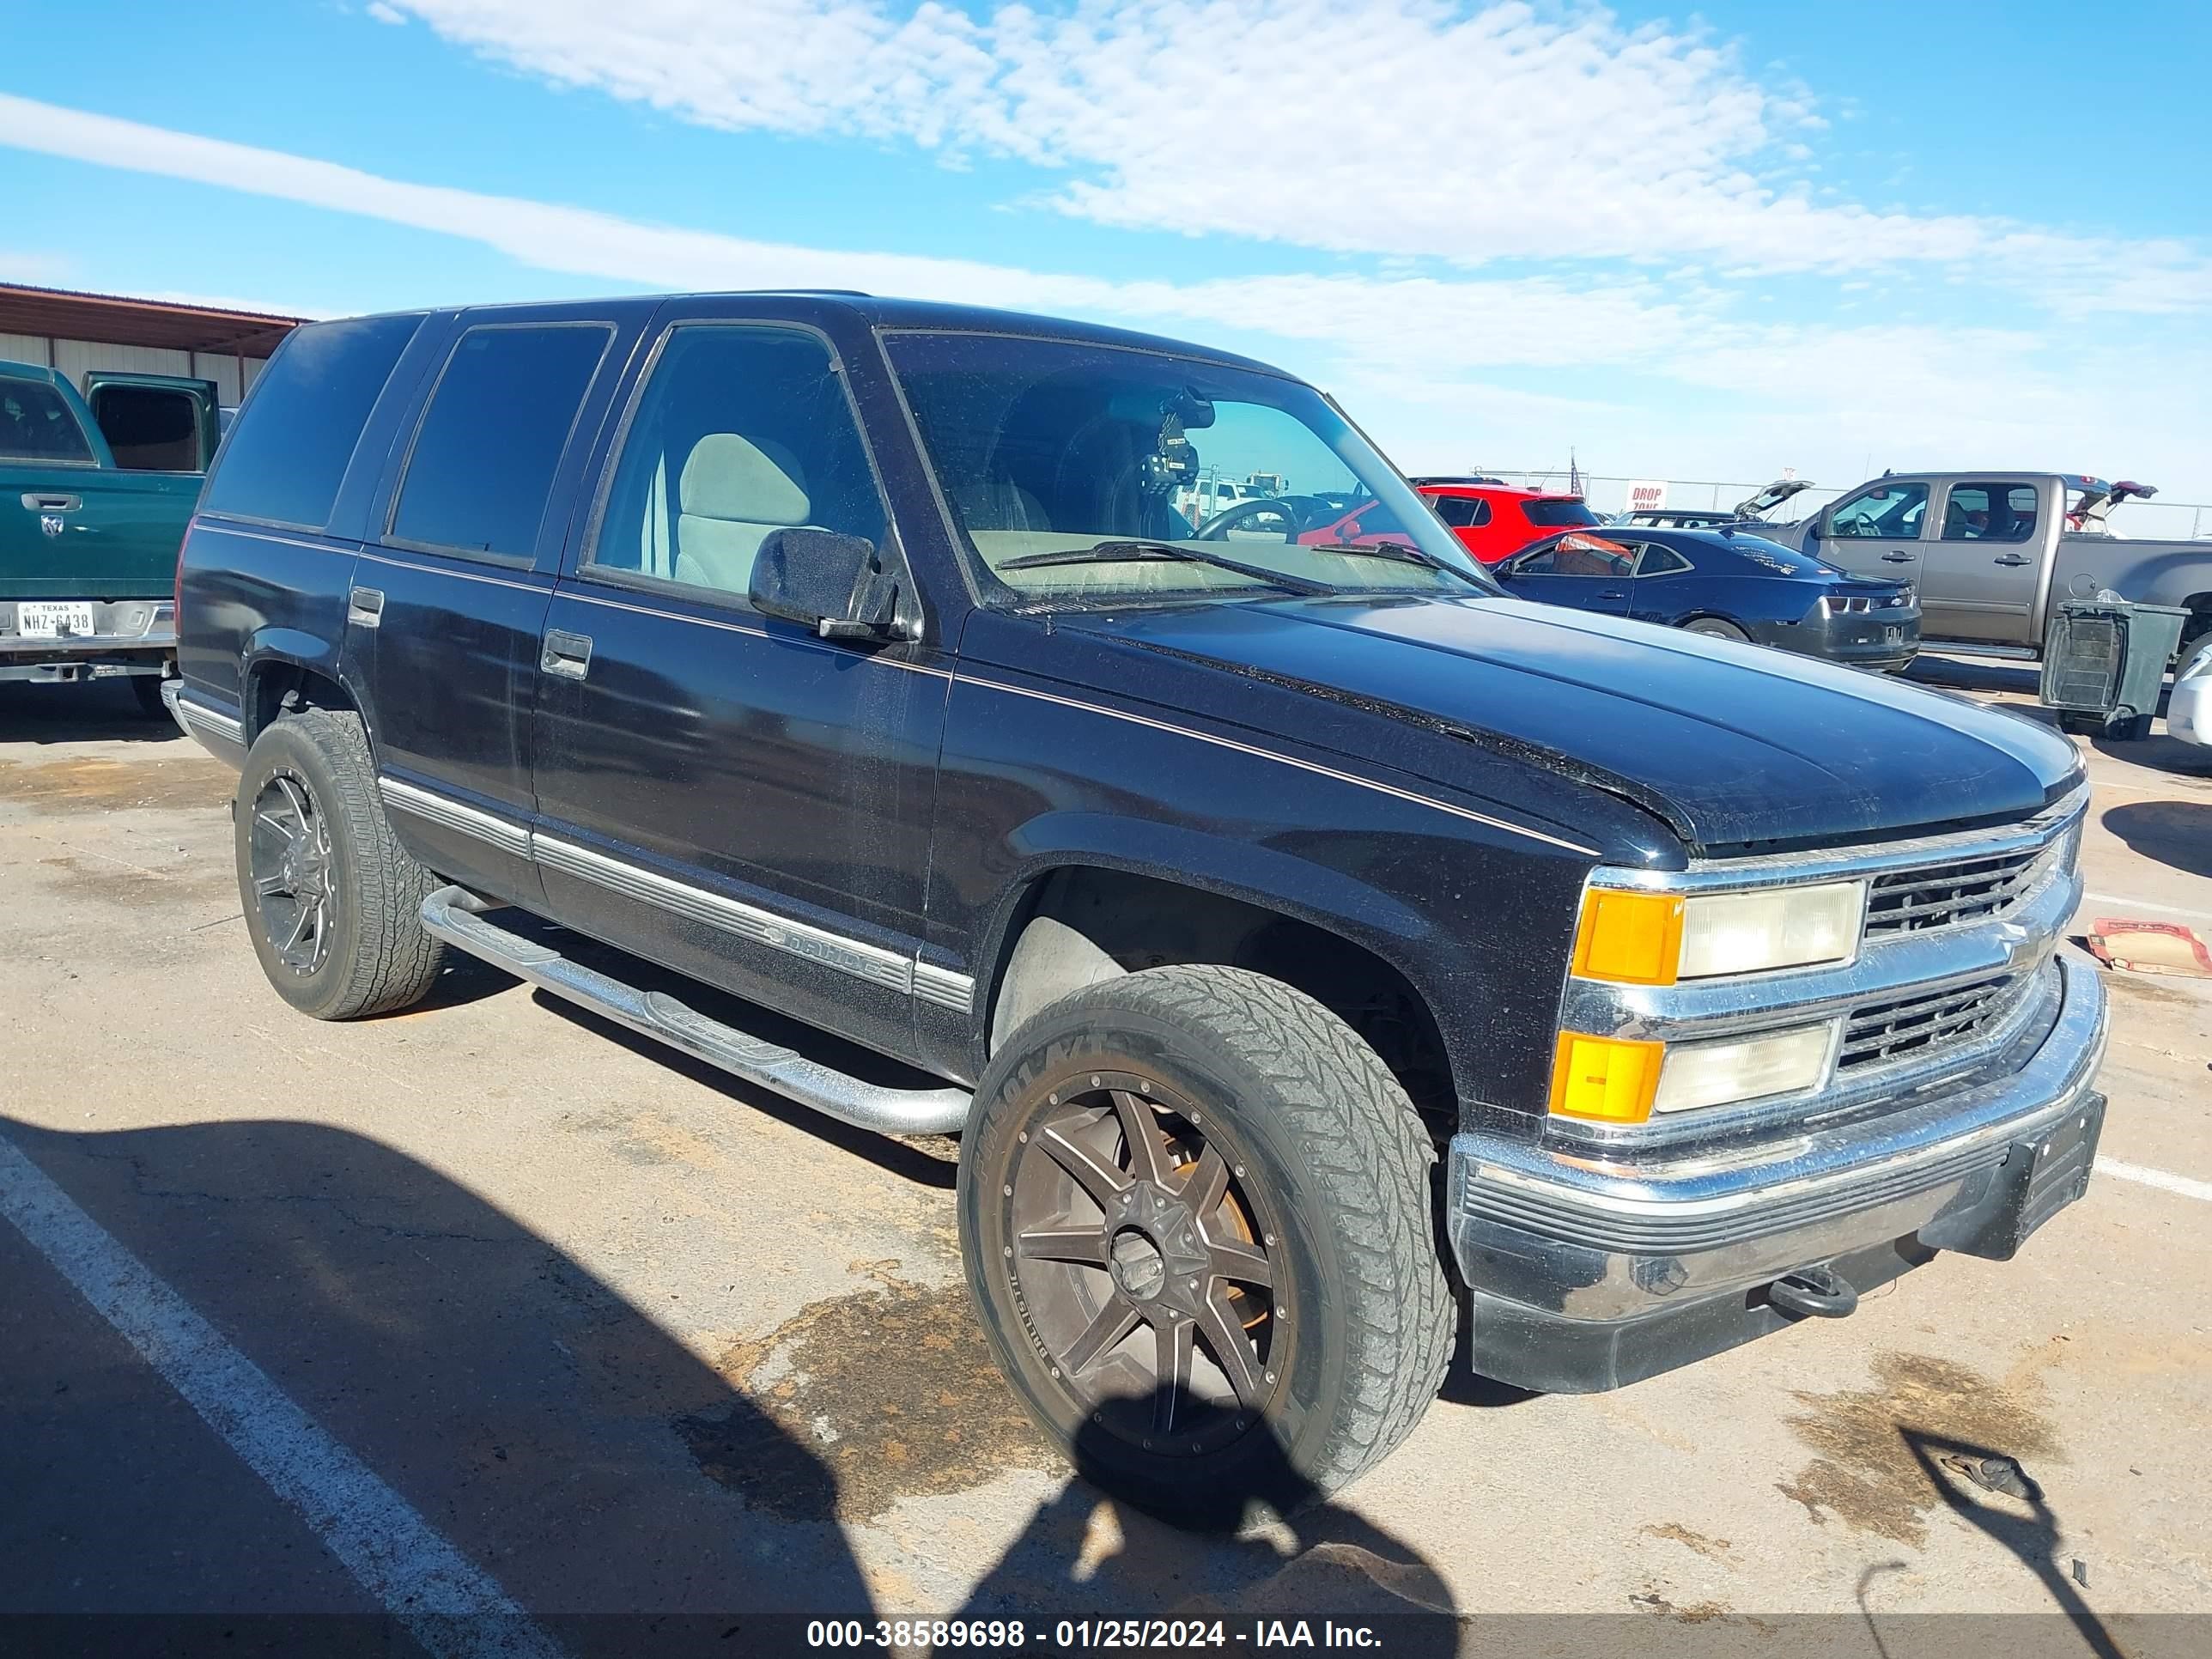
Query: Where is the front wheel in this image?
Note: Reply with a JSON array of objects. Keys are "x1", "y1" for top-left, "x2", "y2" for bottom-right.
[{"x1": 957, "y1": 964, "x2": 1454, "y2": 1526}]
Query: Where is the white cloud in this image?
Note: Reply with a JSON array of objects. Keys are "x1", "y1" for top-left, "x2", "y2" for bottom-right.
[
  {"x1": 366, "y1": 1, "x2": 408, "y2": 22},
  {"x1": 1, "y1": 94, "x2": 2205, "y2": 497},
  {"x1": 371, "y1": 0, "x2": 2211, "y2": 307}
]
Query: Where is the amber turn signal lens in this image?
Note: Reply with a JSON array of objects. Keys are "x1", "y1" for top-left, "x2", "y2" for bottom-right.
[
  {"x1": 1571, "y1": 888, "x2": 1686, "y2": 987},
  {"x1": 1549, "y1": 1032, "x2": 1664, "y2": 1123}
]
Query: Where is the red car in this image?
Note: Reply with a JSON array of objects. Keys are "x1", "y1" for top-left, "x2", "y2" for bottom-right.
[{"x1": 1411, "y1": 479, "x2": 1607, "y2": 564}]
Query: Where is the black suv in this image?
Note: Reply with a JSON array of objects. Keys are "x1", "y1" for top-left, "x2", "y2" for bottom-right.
[{"x1": 169, "y1": 293, "x2": 2108, "y2": 1520}]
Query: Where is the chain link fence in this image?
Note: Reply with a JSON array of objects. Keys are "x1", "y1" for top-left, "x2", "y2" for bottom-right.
[{"x1": 1480, "y1": 471, "x2": 2212, "y2": 540}]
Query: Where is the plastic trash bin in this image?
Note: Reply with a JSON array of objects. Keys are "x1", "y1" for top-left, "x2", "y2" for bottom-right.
[{"x1": 2040, "y1": 598, "x2": 2190, "y2": 740}]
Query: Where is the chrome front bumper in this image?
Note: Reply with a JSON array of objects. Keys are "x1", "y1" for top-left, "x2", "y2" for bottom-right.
[{"x1": 1449, "y1": 952, "x2": 2108, "y2": 1392}]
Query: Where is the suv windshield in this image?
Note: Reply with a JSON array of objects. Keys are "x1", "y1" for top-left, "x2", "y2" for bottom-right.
[{"x1": 884, "y1": 332, "x2": 1493, "y2": 601}]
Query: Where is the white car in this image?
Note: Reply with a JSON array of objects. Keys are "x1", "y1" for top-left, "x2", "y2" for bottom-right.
[{"x1": 2169, "y1": 638, "x2": 2212, "y2": 746}]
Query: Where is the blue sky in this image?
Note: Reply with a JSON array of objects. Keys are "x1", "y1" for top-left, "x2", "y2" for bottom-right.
[{"x1": 3, "y1": 1, "x2": 2208, "y2": 499}]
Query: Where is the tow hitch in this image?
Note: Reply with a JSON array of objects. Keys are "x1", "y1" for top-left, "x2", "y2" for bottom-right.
[{"x1": 1767, "y1": 1264, "x2": 1859, "y2": 1320}]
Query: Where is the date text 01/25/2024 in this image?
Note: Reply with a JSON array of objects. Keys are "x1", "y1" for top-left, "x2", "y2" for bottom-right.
[{"x1": 805, "y1": 1619, "x2": 1387, "y2": 1650}]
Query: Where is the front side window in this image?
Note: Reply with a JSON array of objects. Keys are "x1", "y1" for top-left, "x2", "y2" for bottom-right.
[
  {"x1": 1516, "y1": 533, "x2": 1635, "y2": 578},
  {"x1": 0, "y1": 375, "x2": 94, "y2": 464},
  {"x1": 90, "y1": 386, "x2": 201, "y2": 471},
  {"x1": 885, "y1": 332, "x2": 1490, "y2": 602},
  {"x1": 1942, "y1": 483, "x2": 2039, "y2": 543},
  {"x1": 202, "y1": 313, "x2": 423, "y2": 530},
  {"x1": 1827, "y1": 480, "x2": 1929, "y2": 539},
  {"x1": 390, "y1": 325, "x2": 611, "y2": 561},
  {"x1": 587, "y1": 325, "x2": 886, "y2": 601}
]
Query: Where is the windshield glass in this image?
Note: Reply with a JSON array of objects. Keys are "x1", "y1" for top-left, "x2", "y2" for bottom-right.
[{"x1": 884, "y1": 332, "x2": 1493, "y2": 601}]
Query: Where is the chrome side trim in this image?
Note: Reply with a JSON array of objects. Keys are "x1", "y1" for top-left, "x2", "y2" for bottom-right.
[
  {"x1": 913, "y1": 962, "x2": 976, "y2": 1012},
  {"x1": 556, "y1": 588, "x2": 955, "y2": 678},
  {"x1": 357, "y1": 551, "x2": 545, "y2": 594},
  {"x1": 421, "y1": 886, "x2": 970, "y2": 1136},
  {"x1": 376, "y1": 777, "x2": 530, "y2": 858},
  {"x1": 536, "y1": 834, "x2": 916, "y2": 995},
  {"x1": 960, "y1": 674, "x2": 1599, "y2": 856}
]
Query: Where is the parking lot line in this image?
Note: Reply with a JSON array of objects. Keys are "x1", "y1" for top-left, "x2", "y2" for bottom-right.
[
  {"x1": 2099, "y1": 1157, "x2": 2212, "y2": 1204},
  {"x1": 0, "y1": 1135, "x2": 564, "y2": 1659},
  {"x1": 2081, "y1": 890, "x2": 2212, "y2": 925}
]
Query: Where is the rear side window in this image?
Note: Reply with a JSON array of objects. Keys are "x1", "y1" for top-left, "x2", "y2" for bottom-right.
[
  {"x1": 1430, "y1": 495, "x2": 1492, "y2": 529},
  {"x1": 0, "y1": 374, "x2": 94, "y2": 464},
  {"x1": 202, "y1": 313, "x2": 423, "y2": 530},
  {"x1": 1942, "y1": 482, "x2": 2039, "y2": 543},
  {"x1": 389, "y1": 325, "x2": 611, "y2": 562},
  {"x1": 1522, "y1": 499, "x2": 1602, "y2": 528}
]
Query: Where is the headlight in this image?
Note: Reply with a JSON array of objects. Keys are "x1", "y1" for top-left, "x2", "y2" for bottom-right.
[
  {"x1": 1573, "y1": 880, "x2": 1864, "y2": 985},
  {"x1": 1653, "y1": 1023, "x2": 1834, "y2": 1114},
  {"x1": 1547, "y1": 1021, "x2": 1836, "y2": 1122}
]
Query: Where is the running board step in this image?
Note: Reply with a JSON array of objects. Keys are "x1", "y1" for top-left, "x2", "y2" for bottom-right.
[{"x1": 420, "y1": 885, "x2": 971, "y2": 1137}]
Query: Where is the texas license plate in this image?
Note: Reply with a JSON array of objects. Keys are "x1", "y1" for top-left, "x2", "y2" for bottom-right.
[{"x1": 15, "y1": 602, "x2": 96, "y2": 639}]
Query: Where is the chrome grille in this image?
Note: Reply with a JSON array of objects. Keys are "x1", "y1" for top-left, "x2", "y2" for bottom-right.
[
  {"x1": 1864, "y1": 844, "x2": 2052, "y2": 936},
  {"x1": 1838, "y1": 973, "x2": 2032, "y2": 1072}
]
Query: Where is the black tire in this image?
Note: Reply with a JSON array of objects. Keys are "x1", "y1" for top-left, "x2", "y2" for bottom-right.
[
  {"x1": 2176, "y1": 631, "x2": 2212, "y2": 683},
  {"x1": 957, "y1": 964, "x2": 1454, "y2": 1527},
  {"x1": 131, "y1": 673, "x2": 169, "y2": 720},
  {"x1": 1681, "y1": 617, "x2": 1749, "y2": 643},
  {"x1": 234, "y1": 708, "x2": 444, "y2": 1020},
  {"x1": 2105, "y1": 710, "x2": 2154, "y2": 743}
]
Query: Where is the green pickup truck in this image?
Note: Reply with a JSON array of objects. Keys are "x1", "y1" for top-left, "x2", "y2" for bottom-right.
[{"x1": 3, "y1": 359, "x2": 220, "y2": 714}]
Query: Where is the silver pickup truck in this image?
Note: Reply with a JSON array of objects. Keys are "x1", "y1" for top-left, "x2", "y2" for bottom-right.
[{"x1": 1755, "y1": 472, "x2": 2212, "y2": 675}]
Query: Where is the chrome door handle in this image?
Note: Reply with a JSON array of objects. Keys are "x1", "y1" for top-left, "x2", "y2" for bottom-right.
[
  {"x1": 347, "y1": 586, "x2": 385, "y2": 628},
  {"x1": 1881, "y1": 552, "x2": 1917, "y2": 562},
  {"x1": 1993, "y1": 554, "x2": 2032, "y2": 567},
  {"x1": 21, "y1": 492, "x2": 81, "y2": 512},
  {"x1": 542, "y1": 629, "x2": 593, "y2": 679}
]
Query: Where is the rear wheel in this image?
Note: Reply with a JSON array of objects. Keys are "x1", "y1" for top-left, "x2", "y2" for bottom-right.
[
  {"x1": 957, "y1": 964, "x2": 1454, "y2": 1527},
  {"x1": 234, "y1": 708, "x2": 444, "y2": 1020},
  {"x1": 1682, "y1": 617, "x2": 1749, "y2": 643}
]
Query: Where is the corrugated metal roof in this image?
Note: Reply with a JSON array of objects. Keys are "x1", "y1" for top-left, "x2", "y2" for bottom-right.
[{"x1": 0, "y1": 283, "x2": 306, "y2": 357}]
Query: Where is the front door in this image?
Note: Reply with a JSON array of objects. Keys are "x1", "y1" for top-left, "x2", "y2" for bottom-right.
[
  {"x1": 1813, "y1": 478, "x2": 1931, "y2": 598},
  {"x1": 530, "y1": 313, "x2": 947, "y2": 1063},
  {"x1": 1917, "y1": 479, "x2": 2045, "y2": 643},
  {"x1": 1501, "y1": 532, "x2": 1635, "y2": 616},
  {"x1": 354, "y1": 312, "x2": 628, "y2": 904}
]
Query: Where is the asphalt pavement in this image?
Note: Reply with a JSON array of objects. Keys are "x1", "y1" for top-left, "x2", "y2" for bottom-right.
[{"x1": 2, "y1": 663, "x2": 2209, "y2": 1658}]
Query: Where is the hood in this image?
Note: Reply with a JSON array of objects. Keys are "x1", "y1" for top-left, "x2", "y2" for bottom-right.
[{"x1": 1060, "y1": 598, "x2": 2076, "y2": 853}]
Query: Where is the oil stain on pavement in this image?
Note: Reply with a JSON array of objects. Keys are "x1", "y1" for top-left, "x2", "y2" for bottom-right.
[
  {"x1": 0, "y1": 756, "x2": 230, "y2": 816},
  {"x1": 679, "y1": 1276, "x2": 1054, "y2": 1521},
  {"x1": 1777, "y1": 1350, "x2": 2060, "y2": 1546}
]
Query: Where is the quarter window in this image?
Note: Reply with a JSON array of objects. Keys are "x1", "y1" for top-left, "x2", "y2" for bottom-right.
[
  {"x1": 201, "y1": 313, "x2": 423, "y2": 530},
  {"x1": 390, "y1": 325, "x2": 611, "y2": 562},
  {"x1": 1942, "y1": 483, "x2": 2039, "y2": 543},
  {"x1": 588, "y1": 325, "x2": 886, "y2": 602},
  {"x1": 1635, "y1": 544, "x2": 1694, "y2": 575},
  {"x1": 1827, "y1": 480, "x2": 1929, "y2": 540},
  {"x1": 0, "y1": 375, "x2": 94, "y2": 464}
]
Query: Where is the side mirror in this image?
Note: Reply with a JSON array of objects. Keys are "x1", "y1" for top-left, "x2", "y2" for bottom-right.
[
  {"x1": 750, "y1": 528, "x2": 904, "y2": 641},
  {"x1": 1804, "y1": 515, "x2": 1825, "y2": 541}
]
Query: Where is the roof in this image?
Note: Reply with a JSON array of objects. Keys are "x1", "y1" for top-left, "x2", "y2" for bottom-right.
[
  {"x1": 1413, "y1": 480, "x2": 1583, "y2": 501},
  {"x1": 0, "y1": 283, "x2": 307, "y2": 358},
  {"x1": 321, "y1": 290, "x2": 1297, "y2": 380}
]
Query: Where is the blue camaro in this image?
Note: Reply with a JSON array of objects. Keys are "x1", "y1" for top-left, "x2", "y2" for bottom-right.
[{"x1": 1497, "y1": 524, "x2": 1920, "y2": 671}]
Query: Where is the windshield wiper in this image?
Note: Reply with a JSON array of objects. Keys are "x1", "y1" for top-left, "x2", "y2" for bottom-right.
[
  {"x1": 1000, "y1": 540, "x2": 1339, "y2": 597},
  {"x1": 1322, "y1": 538, "x2": 1487, "y2": 587}
]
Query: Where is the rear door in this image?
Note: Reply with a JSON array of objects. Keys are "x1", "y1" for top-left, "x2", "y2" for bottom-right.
[
  {"x1": 1917, "y1": 479, "x2": 2045, "y2": 642},
  {"x1": 529, "y1": 307, "x2": 947, "y2": 1063},
  {"x1": 352, "y1": 311, "x2": 635, "y2": 904},
  {"x1": 1809, "y1": 477, "x2": 1930, "y2": 591},
  {"x1": 82, "y1": 373, "x2": 220, "y2": 471}
]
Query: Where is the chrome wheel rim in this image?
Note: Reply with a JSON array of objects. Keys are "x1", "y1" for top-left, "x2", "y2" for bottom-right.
[
  {"x1": 247, "y1": 769, "x2": 336, "y2": 975},
  {"x1": 1002, "y1": 1070, "x2": 1288, "y2": 1458}
]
